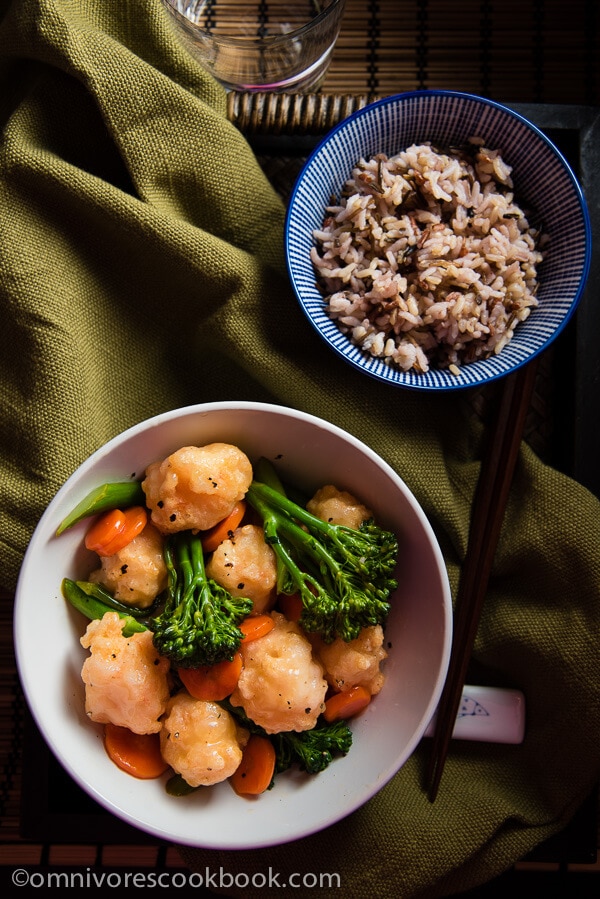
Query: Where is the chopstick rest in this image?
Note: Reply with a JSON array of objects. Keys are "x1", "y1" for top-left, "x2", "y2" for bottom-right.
[{"x1": 423, "y1": 685, "x2": 526, "y2": 744}]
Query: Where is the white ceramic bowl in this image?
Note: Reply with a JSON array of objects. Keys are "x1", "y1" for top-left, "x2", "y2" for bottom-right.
[
  {"x1": 285, "y1": 90, "x2": 592, "y2": 391},
  {"x1": 14, "y1": 402, "x2": 452, "y2": 849}
]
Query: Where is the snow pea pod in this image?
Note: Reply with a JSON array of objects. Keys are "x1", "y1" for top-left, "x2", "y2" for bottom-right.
[
  {"x1": 61, "y1": 577, "x2": 147, "y2": 637},
  {"x1": 56, "y1": 480, "x2": 146, "y2": 536},
  {"x1": 253, "y1": 456, "x2": 286, "y2": 494},
  {"x1": 252, "y1": 457, "x2": 310, "y2": 517},
  {"x1": 74, "y1": 579, "x2": 154, "y2": 619},
  {"x1": 165, "y1": 773, "x2": 200, "y2": 796}
]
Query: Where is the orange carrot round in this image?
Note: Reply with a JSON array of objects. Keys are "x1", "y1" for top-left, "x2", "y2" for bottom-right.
[
  {"x1": 239, "y1": 614, "x2": 275, "y2": 643},
  {"x1": 230, "y1": 735, "x2": 276, "y2": 796},
  {"x1": 201, "y1": 501, "x2": 247, "y2": 553},
  {"x1": 85, "y1": 506, "x2": 148, "y2": 557},
  {"x1": 103, "y1": 724, "x2": 168, "y2": 779},
  {"x1": 323, "y1": 685, "x2": 372, "y2": 723},
  {"x1": 277, "y1": 592, "x2": 304, "y2": 623},
  {"x1": 178, "y1": 652, "x2": 243, "y2": 701}
]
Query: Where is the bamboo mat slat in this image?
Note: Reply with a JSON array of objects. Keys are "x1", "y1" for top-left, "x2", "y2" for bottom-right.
[
  {"x1": 0, "y1": 592, "x2": 23, "y2": 847},
  {"x1": 322, "y1": 0, "x2": 599, "y2": 103},
  {"x1": 171, "y1": 0, "x2": 599, "y2": 103}
]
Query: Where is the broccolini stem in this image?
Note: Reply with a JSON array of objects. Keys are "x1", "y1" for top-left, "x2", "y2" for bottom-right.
[
  {"x1": 177, "y1": 535, "x2": 195, "y2": 601},
  {"x1": 172, "y1": 533, "x2": 213, "y2": 636},
  {"x1": 248, "y1": 481, "x2": 331, "y2": 535},
  {"x1": 187, "y1": 535, "x2": 218, "y2": 635},
  {"x1": 247, "y1": 482, "x2": 345, "y2": 586},
  {"x1": 189, "y1": 529, "x2": 208, "y2": 590},
  {"x1": 267, "y1": 510, "x2": 324, "y2": 597},
  {"x1": 153, "y1": 531, "x2": 252, "y2": 667},
  {"x1": 248, "y1": 481, "x2": 369, "y2": 579},
  {"x1": 246, "y1": 476, "x2": 397, "y2": 643},
  {"x1": 163, "y1": 538, "x2": 180, "y2": 604},
  {"x1": 244, "y1": 483, "x2": 322, "y2": 594},
  {"x1": 248, "y1": 480, "x2": 398, "y2": 594},
  {"x1": 252, "y1": 459, "x2": 300, "y2": 593}
]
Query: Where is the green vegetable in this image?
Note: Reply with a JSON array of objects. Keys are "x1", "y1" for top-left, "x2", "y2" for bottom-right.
[
  {"x1": 253, "y1": 456, "x2": 310, "y2": 509},
  {"x1": 74, "y1": 579, "x2": 157, "y2": 619},
  {"x1": 270, "y1": 719, "x2": 353, "y2": 774},
  {"x1": 56, "y1": 480, "x2": 146, "y2": 536},
  {"x1": 253, "y1": 456, "x2": 287, "y2": 493},
  {"x1": 165, "y1": 773, "x2": 199, "y2": 796},
  {"x1": 150, "y1": 530, "x2": 253, "y2": 668},
  {"x1": 245, "y1": 472, "x2": 398, "y2": 643},
  {"x1": 61, "y1": 578, "x2": 147, "y2": 638},
  {"x1": 219, "y1": 698, "x2": 352, "y2": 776}
]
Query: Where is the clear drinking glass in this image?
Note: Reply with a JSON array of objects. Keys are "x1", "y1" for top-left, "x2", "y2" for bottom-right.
[{"x1": 162, "y1": 1, "x2": 347, "y2": 93}]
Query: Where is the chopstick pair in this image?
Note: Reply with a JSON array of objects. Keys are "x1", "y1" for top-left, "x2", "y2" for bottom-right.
[{"x1": 426, "y1": 358, "x2": 539, "y2": 801}]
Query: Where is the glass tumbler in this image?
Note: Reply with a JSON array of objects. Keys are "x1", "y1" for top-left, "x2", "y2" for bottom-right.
[{"x1": 161, "y1": 1, "x2": 347, "y2": 93}]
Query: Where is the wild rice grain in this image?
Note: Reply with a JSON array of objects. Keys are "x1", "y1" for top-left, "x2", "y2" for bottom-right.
[{"x1": 311, "y1": 141, "x2": 545, "y2": 373}]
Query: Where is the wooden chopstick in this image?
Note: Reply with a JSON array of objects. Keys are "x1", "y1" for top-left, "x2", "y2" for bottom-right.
[{"x1": 426, "y1": 357, "x2": 539, "y2": 801}]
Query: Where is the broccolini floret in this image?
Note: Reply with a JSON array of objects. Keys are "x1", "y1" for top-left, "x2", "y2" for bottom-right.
[
  {"x1": 150, "y1": 530, "x2": 253, "y2": 668},
  {"x1": 246, "y1": 477, "x2": 398, "y2": 643},
  {"x1": 218, "y1": 699, "x2": 353, "y2": 778},
  {"x1": 270, "y1": 719, "x2": 353, "y2": 774}
]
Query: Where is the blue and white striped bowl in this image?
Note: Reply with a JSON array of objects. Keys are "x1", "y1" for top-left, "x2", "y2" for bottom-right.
[{"x1": 285, "y1": 90, "x2": 591, "y2": 391}]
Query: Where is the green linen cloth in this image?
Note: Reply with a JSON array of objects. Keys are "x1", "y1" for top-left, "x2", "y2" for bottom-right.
[{"x1": 0, "y1": 2, "x2": 598, "y2": 896}]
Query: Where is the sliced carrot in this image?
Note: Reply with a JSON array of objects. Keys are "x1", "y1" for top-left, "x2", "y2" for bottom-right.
[
  {"x1": 201, "y1": 500, "x2": 247, "y2": 553},
  {"x1": 230, "y1": 734, "x2": 276, "y2": 796},
  {"x1": 239, "y1": 614, "x2": 275, "y2": 643},
  {"x1": 178, "y1": 652, "x2": 243, "y2": 701},
  {"x1": 103, "y1": 723, "x2": 168, "y2": 779},
  {"x1": 85, "y1": 508, "x2": 124, "y2": 554},
  {"x1": 85, "y1": 506, "x2": 148, "y2": 557},
  {"x1": 278, "y1": 592, "x2": 303, "y2": 623},
  {"x1": 323, "y1": 685, "x2": 372, "y2": 723}
]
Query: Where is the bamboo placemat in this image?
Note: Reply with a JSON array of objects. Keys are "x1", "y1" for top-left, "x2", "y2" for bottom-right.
[
  {"x1": 321, "y1": 0, "x2": 599, "y2": 105},
  {"x1": 191, "y1": 0, "x2": 599, "y2": 108},
  {"x1": 0, "y1": 592, "x2": 21, "y2": 848}
]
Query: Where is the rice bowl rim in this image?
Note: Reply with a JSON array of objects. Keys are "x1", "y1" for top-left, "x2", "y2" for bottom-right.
[{"x1": 285, "y1": 89, "x2": 592, "y2": 392}]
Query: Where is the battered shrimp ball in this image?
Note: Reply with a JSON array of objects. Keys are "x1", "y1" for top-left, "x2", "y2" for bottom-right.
[
  {"x1": 307, "y1": 485, "x2": 373, "y2": 530},
  {"x1": 160, "y1": 693, "x2": 249, "y2": 788},
  {"x1": 88, "y1": 521, "x2": 167, "y2": 608},
  {"x1": 313, "y1": 625, "x2": 388, "y2": 696},
  {"x1": 206, "y1": 524, "x2": 277, "y2": 615},
  {"x1": 230, "y1": 612, "x2": 327, "y2": 734},
  {"x1": 142, "y1": 443, "x2": 253, "y2": 535},
  {"x1": 80, "y1": 612, "x2": 170, "y2": 734}
]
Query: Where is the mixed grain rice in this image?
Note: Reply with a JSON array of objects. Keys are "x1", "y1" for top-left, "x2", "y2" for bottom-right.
[{"x1": 310, "y1": 140, "x2": 545, "y2": 374}]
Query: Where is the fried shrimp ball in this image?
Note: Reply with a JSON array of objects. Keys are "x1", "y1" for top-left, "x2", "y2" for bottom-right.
[
  {"x1": 306, "y1": 484, "x2": 373, "y2": 530},
  {"x1": 230, "y1": 612, "x2": 327, "y2": 734},
  {"x1": 160, "y1": 693, "x2": 249, "y2": 788},
  {"x1": 142, "y1": 443, "x2": 253, "y2": 535},
  {"x1": 313, "y1": 625, "x2": 388, "y2": 696},
  {"x1": 205, "y1": 524, "x2": 277, "y2": 615},
  {"x1": 88, "y1": 521, "x2": 167, "y2": 608},
  {"x1": 80, "y1": 612, "x2": 170, "y2": 734}
]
